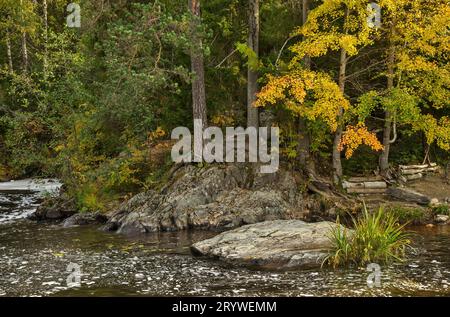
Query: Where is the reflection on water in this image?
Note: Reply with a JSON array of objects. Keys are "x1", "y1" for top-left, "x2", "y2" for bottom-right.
[{"x1": 0, "y1": 190, "x2": 450, "y2": 297}]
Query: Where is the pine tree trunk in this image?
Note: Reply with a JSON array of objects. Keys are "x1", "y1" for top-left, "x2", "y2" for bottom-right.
[
  {"x1": 6, "y1": 30, "x2": 13, "y2": 72},
  {"x1": 188, "y1": 0, "x2": 208, "y2": 127},
  {"x1": 379, "y1": 33, "x2": 396, "y2": 176},
  {"x1": 247, "y1": 0, "x2": 259, "y2": 128}
]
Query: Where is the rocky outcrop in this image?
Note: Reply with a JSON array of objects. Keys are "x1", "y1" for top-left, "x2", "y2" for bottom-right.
[
  {"x1": 29, "y1": 193, "x2": 77, "y2": 221},
  {"x1": 104, "y1": 164, "x2": 311, "y2": 234},
  {"x1": 62, "y1": 212, "x2": 108, "y2": 227},
  {"x1": 191, "y1": 220, "x2": 348, "y2": 270}
]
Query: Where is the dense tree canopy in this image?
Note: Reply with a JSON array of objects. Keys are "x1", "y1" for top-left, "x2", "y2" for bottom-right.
[{"x1": 0, "y1": 0, "x2": 448, "y2": 209}]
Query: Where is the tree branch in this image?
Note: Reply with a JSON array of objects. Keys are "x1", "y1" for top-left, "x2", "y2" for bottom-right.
[{"x1": 215, "y1": 48, "x2": 238, "y2": 68}]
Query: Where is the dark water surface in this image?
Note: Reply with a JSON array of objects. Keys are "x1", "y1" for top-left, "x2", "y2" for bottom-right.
[{"x1": 1, "y1": 190, "x2": 450, "y2": 297}]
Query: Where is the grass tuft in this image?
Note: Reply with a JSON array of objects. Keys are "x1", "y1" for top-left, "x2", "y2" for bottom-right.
[{"x1": 325, "y1": 204, "x2": 412, "y2": 268}]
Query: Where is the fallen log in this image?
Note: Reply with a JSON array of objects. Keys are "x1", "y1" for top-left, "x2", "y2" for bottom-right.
[
  {"x1": 399, "y1": 163, "x2": 437, "y2": 170},
  {"x1": 398, "y1": 175, "x2": 408, "y2": 183},
  {"x1": 343, "y1": 181, "x2": 387, "y2": 190},
  {"x1": 363, "y1": 181, "x2": 387, "y2": 189},
  {"x1": 347, "y1": 188, "x2": 386, "y2": 194},
  {"x1": 401, "y1": 167, "x2": 439, "y2": 175},
  {"x1": 387, "y1": 187, "x2": 431, "y2": 205},
  {"x1": 348, "y1": 176, "x2": 383, "y2": 182},
  {"x1": 405, "y1": 173, "x2": 423, "y2": 181},
  {"x1": 342, "y1": 181, "x2": 364, "y2": 189}
]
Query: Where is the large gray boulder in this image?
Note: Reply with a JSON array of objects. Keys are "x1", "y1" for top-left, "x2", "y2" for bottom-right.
[
  {"x1": 104, "y1": 164, "x2": 311, "y2": 234},
  {"x1": 191, "y1": 220, "x2": 348, "y2": 270}
]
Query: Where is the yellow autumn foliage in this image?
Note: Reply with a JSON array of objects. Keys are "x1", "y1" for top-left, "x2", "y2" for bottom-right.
[
  {"x1": 255, "y1": 69, "x2": 350, "y2": 132},
  {"x1": 415, "y1": 115, "x2": 450, "y2": 151},
  {"x1": 338, "y1": 123, "x2": 384, "y2": 159},
  {"x1": 289, "y1": 0, "x2": 376, "y2": 66}
]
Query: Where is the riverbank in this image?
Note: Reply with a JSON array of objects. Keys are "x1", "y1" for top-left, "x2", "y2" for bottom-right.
[{"x1": 29, "y1": 163, "x2": 450, "y2": 232}]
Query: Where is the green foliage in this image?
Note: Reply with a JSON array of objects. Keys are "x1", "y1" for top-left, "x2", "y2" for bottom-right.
[
  {"x1": 386, "y1": 206, "x2": 427, "y2": 225},
  {"x1": 236, "y1": 42, "x2": 261, "y2": 71},
  {"x1": 326, "y1": 205, "x2": 412, "y2": 267},
  {"x1": 342, "y1": 145, "x2": 379, "y2": 176},
  {"x1": 432, "y1": 204, "x2": 450, "y2": 216}
]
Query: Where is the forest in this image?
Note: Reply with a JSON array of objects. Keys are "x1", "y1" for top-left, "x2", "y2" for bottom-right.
[{"x1": 0, "y1": 0, "x2": 449, "y2": 212}]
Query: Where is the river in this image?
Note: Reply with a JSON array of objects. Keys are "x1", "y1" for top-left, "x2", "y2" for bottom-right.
[{"x1": 0, "y1": 181, "x2": 449, "y2": 297}]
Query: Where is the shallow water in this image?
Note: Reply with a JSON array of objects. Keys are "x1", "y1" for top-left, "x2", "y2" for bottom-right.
[{"x1": 1, "y1": 188, "x2": 450, "y2": 297}]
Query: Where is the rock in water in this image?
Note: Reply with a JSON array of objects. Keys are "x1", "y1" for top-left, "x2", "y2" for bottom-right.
[
  {"x1": 191, "y1": 220, "x2": 349, "y2": 270},
  {"x1": 62, "y1": 212, "x2": 108, "y2": 227},
  {"x1": 104, "y1": 164, "x2": 311, "y2": 234},
  {"x1": 435, "y1": 214, "x2": 449, "y2": 224},
  {"x1": 29, "y1": 194, "x2": 77, "y2": 221}
]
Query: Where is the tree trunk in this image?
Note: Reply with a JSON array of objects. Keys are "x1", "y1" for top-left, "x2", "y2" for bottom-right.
[
  {"x1": 20, "y1": 0, "x2": 28, "y2": 74},
  {"x1": 6, "y1": 30, "x2": 13, "y2": 72},
  {"x1": 247, "y1": 0, "x2": 259, "y2": 128},
  {"x1": 21, "y1": 32, "x2": 28, "y2": 73},
  {"x1": 297, "y1": 0, "x2": 314, "y2": 174},
  {"x1": 43, "y1": 0, "x2": 48, "y2": 78},
  {"x1": 188, "y1": 0, "x2": 208, "y2": 127},
  {"x1": 379, "y1": 34, "x2": 396, "y2": 176},
  {"x1": 332, "y1": 47, "x2": 347, "y2": 184}
]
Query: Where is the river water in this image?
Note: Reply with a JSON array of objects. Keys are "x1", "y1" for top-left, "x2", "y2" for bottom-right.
[{"x1": 0, "y1": 182, "x2": 450, "y2": 297}]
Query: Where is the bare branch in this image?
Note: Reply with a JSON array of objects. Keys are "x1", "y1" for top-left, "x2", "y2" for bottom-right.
[{"x1": 215, "y1": 48, "x2": 238, "y2": 68}]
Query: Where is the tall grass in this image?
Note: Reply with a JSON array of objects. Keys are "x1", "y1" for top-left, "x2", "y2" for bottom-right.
[{"x1": 325, "y1": 205, "x2": 412, "y2": 268}]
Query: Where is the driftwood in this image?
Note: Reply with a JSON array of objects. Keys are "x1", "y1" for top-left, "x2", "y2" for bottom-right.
[
  {"x1": 405, "y1": 173, "x2": 423, "y2": 181},
  {"x1": 387, "y1": 187, "x2": 431, "y2": 205},
  {"x1": 343, "y1": 182, "x2": 364, "y2": 189},
  {"x1": 397, "y1": 163, "x2": 440, "y2": 183},
  {"x1": 399, "y1": 163, "x2": 437, "y2": 170},
  {"x1": 364, "y1": 181, "x2": 387, "y2": 189},
  {"x1": 401, "y1": 166, "x2": 439, "y2": 175},
  {"x1": 343, "y1": 181, "x2": 387, "y2": 189},
  {"x1": 343, "y1": 179, "x2": 387, "y2": 195},
  {"x1": 347, "y1": 188, "x2": 386, "y2": 194},
  {"x1": 348, "y1": 176, "x2": 383, "y2": 182}
]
